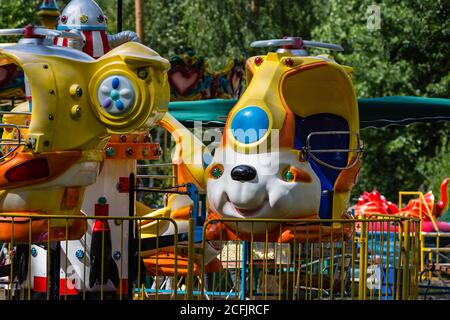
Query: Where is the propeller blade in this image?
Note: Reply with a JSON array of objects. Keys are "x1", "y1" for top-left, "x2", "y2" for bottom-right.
[
  {"x1": 251, "y1": 37, "x2": 344, "y2": 52},
  {"x1": 251, "y1": 39, "x2": 294, "y2": 48},
  {"x1": 0, "y1": 27, "x2": 83, "y2": 41},
  {"x1": 33, "y1": 28, "x2": 83, "y2": 40},
  {"x1": 303, "y1": 41, "x2": 344, "y2": 51},
  {"x1": 0, "y1": 28, "x2": 25, "y2": 36}
]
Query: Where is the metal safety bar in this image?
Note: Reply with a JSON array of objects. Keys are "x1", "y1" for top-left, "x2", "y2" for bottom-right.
[{"x1": 304, "y1": 131, "x2": 363, "y2": 170}]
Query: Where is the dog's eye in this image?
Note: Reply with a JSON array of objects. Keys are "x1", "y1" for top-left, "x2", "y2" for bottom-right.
[
  {"x1": 282, "y1": 169, "x2": 295, "y2": 182},
  {"x1": 281, "y1": 166, "x2": 313, "y2": 183},
  {"x1": 209, "y1": 164, "x2": 224, "y2": 179}
]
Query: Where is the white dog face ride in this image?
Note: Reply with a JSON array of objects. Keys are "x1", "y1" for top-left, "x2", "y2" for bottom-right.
[{"x1": 206, "y1": 145, "x2": 321, "y2": 234}]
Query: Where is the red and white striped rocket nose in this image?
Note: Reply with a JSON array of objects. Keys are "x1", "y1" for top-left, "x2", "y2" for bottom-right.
[{"x1": 54, "y1": 30, "x2": 110, "y2": 59}]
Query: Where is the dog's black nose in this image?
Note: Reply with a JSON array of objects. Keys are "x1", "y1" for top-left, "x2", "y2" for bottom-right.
[{"x1": 231, "y1": 165, "x2": 257, "y2": 181}]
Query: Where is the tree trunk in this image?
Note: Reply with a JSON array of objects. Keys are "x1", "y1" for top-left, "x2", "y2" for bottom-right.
[
  {"x1": 251, "y1": 0, "x2": 260, "y2": 15},
  {"x1": 135, "y1": 0, "x2": 144, "y2": 41}
]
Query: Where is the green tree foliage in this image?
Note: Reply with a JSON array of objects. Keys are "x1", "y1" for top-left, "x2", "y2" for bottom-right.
[
  {"x1": 0, "y1": 0, "x2": 56, "y2": 65},
  {"x1": 106, "y1": 0, "x2": 321, "y2": 69},
  {"x1": 308, "y1": 0, "x2": 449, "y2": 202},
  {"x1": 180, "y1": 0, "x2": 319, "y2": 68},
  {"x1": 0, "y1": 0, "x2": 42, "y2": 28}
]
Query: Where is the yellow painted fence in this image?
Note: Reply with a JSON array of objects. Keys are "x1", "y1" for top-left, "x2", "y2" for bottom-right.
[{"x1": 0, "y1": 213, "x2": 420, "y2": 300}]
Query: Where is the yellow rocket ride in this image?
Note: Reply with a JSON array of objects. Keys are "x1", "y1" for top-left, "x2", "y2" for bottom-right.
[
  {"x1": 0, "y1": 26, "x2": 169, "y2": 243},
  {"x1": 205, "y1": 37, "x2": 363, "y2": 242}
]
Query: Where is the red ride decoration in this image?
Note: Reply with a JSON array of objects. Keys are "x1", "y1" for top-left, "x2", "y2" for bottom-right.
[
  {"x1": 282, "y1": 36, "x2": 304, "y2": 49},
  {"x1": 354, "y1": 180, "x2": 449, "y2": 222},
  {"x1": 93, "y1": 220, "x2": 109, "y2": 232},
  {"x1": 23, "y1": 25, "x2": 35, "y2": 38},
  {"x1": 94, "y1": 203, "x2": 109, "y2": 217},
  {"x1": 117, "y1": 177, "x2": 130, "y2": 193},
  {"x1": 436, "y1": 178, "x2": 449, "y2": 217},
  {"x1": 354, "y1": 190, "x2": 399, "y2": 218},
  {"x1": 119, "y1": 135, "x2": 128, "y2": 143},
  {"x1": 254, "y1": 56, "x2": 263, "y2": 66},
  {"x1": 126, "y1": 147, "x2": 134, "y2": 157},
  {"x1": 5, "y1": 158, "x2": 50, "y2": 182},
  {"x1": 354, "y1": 178, "x2": 450, "y2": 232},
  {"x1": 400, "y1": 191, "x2": 436, "y2": 221},
  {"x1": 285, "y1": 58, "x2": 294, "y2": 67},
  {"x1": 23, "y1": 25, "x2": 44, "y2": 39}
]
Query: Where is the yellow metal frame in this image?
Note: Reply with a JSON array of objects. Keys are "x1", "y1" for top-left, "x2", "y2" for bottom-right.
[
  {"x1": 0, "y1": 212, "x2": 179, "y2": 301},
  {"x1": 398, "y1": 191, "x2": 438, "y2": 273},
  {"x1": 199, "y1": 215, "x2": 420, "y2": 300}
]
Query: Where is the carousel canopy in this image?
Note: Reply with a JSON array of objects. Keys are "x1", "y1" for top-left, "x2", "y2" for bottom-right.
[{"x1": 168, "y1": 96, "x2": 450, "y2": 128}]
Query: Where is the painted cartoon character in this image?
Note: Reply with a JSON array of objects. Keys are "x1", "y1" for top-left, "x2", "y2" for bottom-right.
[
  {"x1": 169, "y1": 50, "x2": 245, "y2": 100},
  {"x1": 205, "y1": 37, "x2": 363, "y2": 242},
  {"x1": 55, "y1": 0, "x2": 139, "y2": 59}
]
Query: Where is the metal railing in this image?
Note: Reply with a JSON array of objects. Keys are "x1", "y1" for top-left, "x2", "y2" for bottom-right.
[
  {"x1": 0, "y1": 213, "x2": 181, "y2": 300},
  {"x1": 197, "y1": 215, "x2": 420, "y2": 300},
  {"x1": 420, "y1": 232, "x2": 450, "y2": 298},
  {"x1": 398, "y1": 192, "x2": 450, "y2": 298},
  {"x1": 0, "y1": 213, "x2": 421, "y2": 300},
  {"x1": 136, "y1": 162, "x2": 178, "y2": 188}
]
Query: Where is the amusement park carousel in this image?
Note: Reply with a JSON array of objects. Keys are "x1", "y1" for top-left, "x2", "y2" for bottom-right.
[{"x1": 0, "y1": 0, "x2": 448, "y2": 301}]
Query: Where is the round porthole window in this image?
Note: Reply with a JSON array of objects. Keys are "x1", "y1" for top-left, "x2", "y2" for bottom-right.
[
  {"x1": 230, "y1": 106, "x2": 269, "y2": 144},
  {"x1": 97, "y1": 75, "x2": 136, "y2": 115}
]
